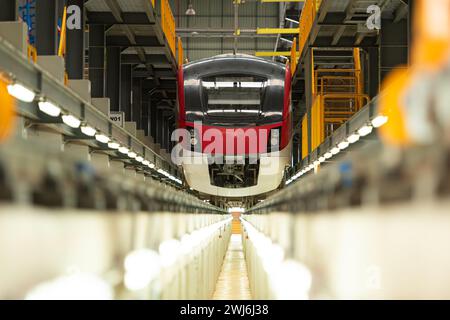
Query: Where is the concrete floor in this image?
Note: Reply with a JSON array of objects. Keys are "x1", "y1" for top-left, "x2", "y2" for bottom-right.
[{"x1": 212, "y1": 234, "x2": 252, "y2": 300}]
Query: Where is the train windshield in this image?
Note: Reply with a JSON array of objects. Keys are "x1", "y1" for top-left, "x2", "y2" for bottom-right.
[
  {"x1": 184, "y1": 65, "x2": 285, "y2": 126},
  {"x1": 202, "y1": 74, "x2": 268, "y2": 125}
]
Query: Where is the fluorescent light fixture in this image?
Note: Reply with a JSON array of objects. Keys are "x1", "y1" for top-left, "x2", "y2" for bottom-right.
[
  {"x1": 38, "y1": 101, "x2": 61, "y2": 117},
  {"x1": 148, "y1": 163, "x2": 155, "y2": 169},
  {"x1": 285, "y1": 17, "x2": 299, "y2": 24},
  {"x1": 358, "y1": 124, "x2": 373, "y2": 137},
  {"x1": 62, "y1": 114, "x2": 81, "y2": 128},
  {"x1": 135, "y1": 156, "x2": 144, "y2": 163},
  {"x1": 119, "y1": 146, "x2": 129, "y2": 154},
  {"x1": 372, "y1": 115, "x2": 389, "y2": 128},
  {"x1": 202, "y1": 81, "x2": 264, "y2": 89},
  {"x1": 319, "y1": 156, "x2": 326, "y2": 163},
  {"x1": 128, "y1": 151, "x2": 137, "y2": 159},
  {"x1": 80, "y1": 125, "x2": 96, "y2": 137},
  {"x1": 338, "y1": 140, "x2": 350, "y2": 150},
  {"x1": 347, "y1": 133, "x2": 360, "y2": 144},
  {"x1": 108, "y1": 141, "x2": 120, "y2": 149},
  {"x1": 95, "y1": 134, "x2": 110, "y2": 144},
  {"x1": 324, "y1": 152, "x2": 333, "y2": 159},
  {"x1": 331, "y1": 147, "x2": 340, "y2": 155},
  {"x1": 142, "y1": 160, "x2": 150, "y2": 166},
  {"x1": 314, "y1": 160, "x2": 320, "y2": 166},
  {"x1": 228, "y1": 207, "x2": 245, "y2": 213},
  {"x1": 7, "y1": 83, "x2": 35, "y2": 102},
  {"x1": 280, "y1": 37, "x2": 293, "y2": 44}
]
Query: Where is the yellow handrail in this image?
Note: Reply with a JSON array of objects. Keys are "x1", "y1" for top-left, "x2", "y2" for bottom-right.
[
  {"x1": 177, "y1": 37, "x2": 184, "y2": 67},
  {"x1": 161, "y1": 0, "x2": 176, "y2": 56},
  {"x1": 27, "y1": 45, "x2": 37, "y2": 63},
  {"x1": 58, "y1": 6, "x2": 67, "y2": 58},
  {"x1": 290, "y1": 37, "x2": 297, "y2": 76},
  {"x1": 0, "y1": 77, "x2": 16, "y2": 142},
  {"x1": 298, "y1": 0, "x2": 320, "y2": 58},
  {"x1": 301, "y1": 115, "x2": 308, "y2": 159}
]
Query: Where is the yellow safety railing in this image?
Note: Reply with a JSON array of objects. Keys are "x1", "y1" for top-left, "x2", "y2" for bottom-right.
[
  {"x1": 151, "y1": 0, "x2": 155, "y2": 7},
  {"x1": 301, "y1": 115, "x2": 308, "y2": 159},
  {"x1": 298, "y1": 0, "x2": 321, "y2": 60},
  {"x1": 307, "y1": 50, "x2": 369, "y2": 153},
  {"x1": 0, "y1": 76, "x2": 16, "y2": 142},
  {"x1": 290, "y1": 37, "x2": 297, "y2": 75},
  {"x1": 311, "y1": 95, "x2": 324, "y2": 151},
  {"x1": 58, "y1": 6, "x2": 67, "y2": 58},
  {"x1": 161, "y1": 0, "x2": 176, "y2": 56},
  {"x1": 27, "y1": 45, "x2": 37, "y2": 63},
  {"x1": 177, "y1": 37, "x2": 183, "y2": 67}
]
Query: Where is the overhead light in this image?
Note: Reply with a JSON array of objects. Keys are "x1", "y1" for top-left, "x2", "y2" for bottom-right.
[
  {"x1": 324, "y1": 152, "x2": 333, "y2": 159},
  {"x1": 371, "y1": 115, "x2": 389, "y2": 128},
  {"x1": 128, "y1": 151, "x2": 137, "y2": 159},
  {"x1": 285, "y1": 17, "x2": 299, "y2": 24},
  {"x1": 331, "y1": 147, "x2": 340, "y2": 155},
  {"x1": 347, "y1": 133, "x2": 360, "y2": 144},
  {"x1": 95, "y1": 134, "x2": 110, "y2": 144},
  {"x1": 319, "y1": 156, "x2": 326, "y2": 163},
  {"x1": 185, "y1": 2, "x2": 196, "y2": 15},
  {"x1": 38, "y1": 101, "x2": 61, "y2": 117},
  {"x1": 108, "y1": 141, "x2": 120, "y2": 149},
  {"x1": 7, "y1": 83, "x2": 36, "y2": 102},
  {"x1": 62, "y1": 114, "x2": 81, "y2": 128},
  {"x1": 135, "y1": 156, "x2": 144, "y2": 163},
  {"x1": 148, "y1": 163, "x2": 155, "y2": 169},
  {"x1": 280, "y1": 37, "x2": 293, "y2": 44},
  {"x1": 119, "y1": 146, "x2": 129, "y2": 154},
  {"x1": 80, "y1": 125, "x2": 96, "y2": 137},
  {"x1": 142, "y1": 160, "x2": 150, "y2": 166},
  {"x1": 338, "y1": 140, "x2": 350, "y2": 150},
  {"x1": 358, "y1": 124, "x2": 373, "y2": 137}
]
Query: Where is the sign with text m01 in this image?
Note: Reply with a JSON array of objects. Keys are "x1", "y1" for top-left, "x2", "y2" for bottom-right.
[{"x1": 109, "y1": 111, "x2": 124, "y2": 127}]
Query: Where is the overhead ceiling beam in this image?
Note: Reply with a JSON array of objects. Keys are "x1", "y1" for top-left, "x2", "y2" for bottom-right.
[
  {"x1": 106, "y1": 35, "x2": 162, "y2": 47},
  {"x1": 87, "y1": 12, "x2": 152, "y2": 25},
  {"x1": 104, "y1": 0, "x2": 123, "y2": 23}
]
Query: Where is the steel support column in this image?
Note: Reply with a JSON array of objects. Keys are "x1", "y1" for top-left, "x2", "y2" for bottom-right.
[
  {"x1": 142, "y1": 99, "x2": 150, "y2": 136},
  {"x1": 106, "y1": 47, "x2": 121, "y2": 111},
  {"x1": 380, "y1": 19, "x2": 409, "y2": 81},
  {"x1": 367, "y1": 47, "x2": 380, "y2": 99},
  {"x1": 35, "y1": 0, "x2": 59, "y2": 55},
  {"x1": 66, "y1": 0, "x2": 85, "y2": 79},
  {"x1": 132, "y1": 78, "x2": 143, "y2": 129},
  {"x1": 121, "y1": 64, "x2": 132, "y2": 121},
  {"x1": 150, "y1": 100, "x2": 157, "y2": 141},
  {"x1": 89, "y1": 24, "x2": 105, "y2": 97}
]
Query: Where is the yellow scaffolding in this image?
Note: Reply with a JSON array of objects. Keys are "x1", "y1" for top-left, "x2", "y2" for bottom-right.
[
  {"x1": 256, "y1": 28, "x2": 299, "y2": 35},
  {"x1": 161, "y1": 0, "x2": 176, "y2": 56},
  {"x1": 301, "y1": 115, "x2": 308, "y2": 159}
]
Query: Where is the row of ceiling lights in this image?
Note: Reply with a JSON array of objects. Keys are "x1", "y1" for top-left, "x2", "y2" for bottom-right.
[
  {"x1": 286, "y1": 114, "x2": 389, "y2": 185},
  {"x1": 7, "y1": 82, "x2": 182, "y2": 185}
]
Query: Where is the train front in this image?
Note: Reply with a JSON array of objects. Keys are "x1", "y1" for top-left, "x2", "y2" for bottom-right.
[{"x1": 177, "y1": 54, "x2": 292, "y2": 197}]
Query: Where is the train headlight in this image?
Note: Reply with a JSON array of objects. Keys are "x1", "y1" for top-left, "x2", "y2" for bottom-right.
[{"x1": 268, "y1": 128, "x2": 281, "y2": 152}]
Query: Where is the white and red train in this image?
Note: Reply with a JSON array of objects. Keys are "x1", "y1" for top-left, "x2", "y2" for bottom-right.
[{"x1": 177, "y1": 54, "x2": 292, "y2": 197}]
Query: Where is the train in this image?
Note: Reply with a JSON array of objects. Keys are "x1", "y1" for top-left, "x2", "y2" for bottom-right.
[{"x1": 177, "y1": 54, "x2": 292, "y2": 197}]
